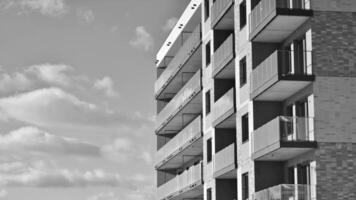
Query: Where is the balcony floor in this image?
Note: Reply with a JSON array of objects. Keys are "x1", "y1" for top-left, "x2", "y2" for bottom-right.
[
  {"x1": 213, "y1": 3, "x2": 234, "y2": 30},
  {"x1": 156, "y1": 137, "x2": 203, "y2": 170},
  {"x1": 157, "y1": 46, "x2": 202, "y2": 100},
  {"x1": 213, "y1": 57, "x2": 235, "y2": 79},
  {"x1": 253, "y1": 141, "x2": 317, "y2": 161},
  {"x1": 251, "y1": 9, "x2": 313, "y2": 42},
  {"x1": 214, "y1": 164, "x2": 237, "y2": 179},
  {"x1": 157, "y1": 92, "x2": 202, "y2": 135},
  {"x1": 170, "y1": 183, "x2": 203, "y2": 200},
  {"x1": 252, "y1": 76, "x2": 315, "y2": 101}
]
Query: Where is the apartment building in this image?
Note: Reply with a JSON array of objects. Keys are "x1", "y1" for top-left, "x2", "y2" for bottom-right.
[{"x1": 154, "y1": 0, "x2": 356, "y2": 200}]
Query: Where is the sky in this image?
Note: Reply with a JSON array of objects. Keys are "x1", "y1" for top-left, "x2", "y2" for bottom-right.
[{"x1": 0, "y1": 0, "x2": 188, "y2": 199}]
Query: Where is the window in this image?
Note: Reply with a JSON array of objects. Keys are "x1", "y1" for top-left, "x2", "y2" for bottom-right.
[
  {"x1": 240, "y1": 57, "x2": 247, "y2": 87},
  {"x1": 242, "y1": 173, "x2": 249, "y2": 200},
  {"x1": 242, "y1": 114, "x2": 249, "y2": 143},
  {"x1": 205, "y1": 90, "x2": 211, "y2": 115},
  {"x1": 240, "y1": 0, "x2": 246, "y2": 29},
  {"x1": 207, "y1": 138, "x2": 212, "y2": 163},
  {"x1": 204, "y1": 0, "x2": 210, "y2": 21},
  {"x1": 205, "y1": 42, "x2": 211, "y2": 66},
  {"x1": 207, "y1": 188, "x2": 212, "y2": 200}
]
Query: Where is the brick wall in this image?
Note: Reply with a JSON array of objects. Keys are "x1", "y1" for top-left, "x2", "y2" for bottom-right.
[
  {"x1": 312, "y1": 11, "x2": 356, "y2": 77},
  {"x1": 315, "y1": 142, "x2": 356, "y2": 200}
]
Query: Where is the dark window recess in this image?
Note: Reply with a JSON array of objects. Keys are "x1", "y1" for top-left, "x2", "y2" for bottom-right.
[
  {"x1": 205, "y1": 90, "x2": 211, "y2": 115},
  {"x1": 242, "y1": 113, "x2": 249, "y2": 143},
  {"x1": 207, "y1": 138, "x2": 212, "y2": 163},
  {"x1": 240, "y1": 57, "x2": 247, "y2": 87},
  {"x1": 206, "y1": 42, "x2": 211, "y2": 66},
  {"x1": 242, "y1": 173, "x2": 249, "y2": 200},
  {"x1": 204, "y1": 0, "x2": 210, "y2": 21},
  {"x1": 207, "y1": 188, "x2": 212, "y2": 200},
  {"x1": 240, "y1": 0, "x2": 247, "y2": 29}
]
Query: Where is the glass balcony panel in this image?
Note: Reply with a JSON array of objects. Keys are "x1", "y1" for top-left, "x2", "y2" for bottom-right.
[
  {"x1": 156, "y1": 70, "x2": 201, "y2": 133},
  {"x1": 157, "y1": 162, "x2": 203, "y2": 200},
  {"x1": 214, "y1": 143, "x2": 236, "y2": 178},
  {"x1": 249, "y1": 0, "x2": 312, "y2": 42},
  {"x1": 251, "y1": 50, "x2": 314, "y2": 101},
  {"x1": 155, "y1": 24, "x2": 201, "y2": 98},
  {"x1": 253, "y1": 184, "x2": 315, "y2": 200},
  {"x1": 212, "y1": 34, "x2": 235, "y2": 78},
  {"x1": 211, "y1": 0, "x2": 234, "y2": 28},
  {"x1": 155, "y1": 116, "x2": 201, "y2": 168},
  {"x1": 252, "y1": 116, "x2": 316, "y2": 161},
  {"x1": 212, "y1": 88, "x2": 235, "y2": 128}
]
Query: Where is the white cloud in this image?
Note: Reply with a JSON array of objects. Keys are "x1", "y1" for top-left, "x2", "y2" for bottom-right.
[
  {"x1": 0, "y1": 87, "x2": 150, "y2": 128},
  {"x1": 87, "y1": 192, "x2": 117, "y2": 200},
  {"x1": 0, "y1": 161, "x2": 134, "y2": 188},
  {"x1": 0, "y1": 0, "x2": 69, "y2": 17},
  {"x1": 0, "y1": 72, "x2": 34, "y2": 94},
  {"x1": 130, "y1": 26, "x2": 154, "y2": 51},
  {"x1": 101, "y1": 138, "x2": 133, "y2": 162},
  {"x1": 27, "y1": 64, "x2": 73, "y2": 86},
  {"x1": 0, "y1": 126, "x2": 101, "y2": 157},
  {"x1": 77, "y1": 8, "x2": 94, "y2": 23},
  {"x1": 140, "y1": 151, "x2": 152, "y2": 164},
  {"x1": 94, "y1": 77, "x2": 118, "y2": 97},
  {"x1": 162, "y1": 17, "x2": 178, "y2": 32},
  {"x1": 0, "y1": 189, "x2": 7, "y2": 198}
]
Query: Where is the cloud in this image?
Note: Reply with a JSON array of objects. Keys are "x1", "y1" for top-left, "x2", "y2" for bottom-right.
[
  {"x1": 0, "y1": 87, "x2": 150, "y2": 128},
  {"x1": 0, "y1": 189, "x2": 7, "y2": 198},
  {"x1": 87, "y1": 192, "x2": 117, "y2": 200},
  {"x1": 0, "y1": 126, "x2": 101, "y2": 157},
  {"x1": 101, "y1": 138, "x2": 133, "y2": 162},
  {"x1": 0, "y1": 72, "x2": 34, "y2": 94},
  {"x1": 94, "y1": 77, "x2": 119, "y2": 97},
  {"x1": 0, "y1": 161, "x2": 135, "y2": 188},
  {"x1": 130, "y1": 26, "x2": 154, "y2": 51},
  {"x1": 77, "y1": 8, "x2": 94, "y2": 23},
  {"x1": 0, "y1": 0, "x2": 69, "y2": 17},
  {"x1": 27, "y1": 64, "x2": 73, "y2": 86},
  {"x1": 162, "y1": 17, "x2": 178, "y2": 32}
]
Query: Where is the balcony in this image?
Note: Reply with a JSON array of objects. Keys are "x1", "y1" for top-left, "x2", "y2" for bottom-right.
[
  {"x1": 156, "y1": 70, "x2": 202, "y2": 134},
  {"x1": 211, "y1": 0, "x2": 234, "y2": 29},
  {"x1": 156, "y1": 116, "x2": 203, "y2": 170},
  {"x1": 249, "y1": 0, "x2": 313, "y2": 42},
  {"x1": 212, "y1": 88, "x2": 236, "y2": 128},
  {"x1": 252, "y1": 116, "x2": 317, "y2": 161},
  {"x1": 212, "y1": 34, "x2": 235, "y2": 79},
  {"x1": 252, "y1": 184, "x2": 315, "y2": 200},
  {"x1": 214, "y1": 143, "x2": 237, "y2": 179},
  {"x1": 157, "y1": 162, "x2": 203, "y2": 200},
  {"x1": 155, "y1": 24, "x2": 202, "y2": 100},
  {"x1": 251, "y1": 50, "x2": 314, "y2": 101}
]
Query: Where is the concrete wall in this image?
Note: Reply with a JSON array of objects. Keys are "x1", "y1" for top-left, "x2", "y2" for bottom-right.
[{"x1": 253, "y1": 101, "x2": 282, "y2": 130}]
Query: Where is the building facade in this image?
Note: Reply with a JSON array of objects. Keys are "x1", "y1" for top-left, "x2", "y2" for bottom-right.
[{"x1": 154, "y1": 0, "x2": 356, "y2": 200}]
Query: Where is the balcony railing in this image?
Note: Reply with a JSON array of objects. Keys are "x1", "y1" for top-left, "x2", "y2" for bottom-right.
[
  {"x1": 252, "y1": 184, "x2": 314, "y2": 200},
  {"x1": 156, "y1": 70, "x2": 202, "y2": 133},
  {"x1": 212, "y1": 34, "x2": 234, "y2": 77},
  {"x1": 251, "y1": 50, "x2": 313, "y2": 100},
  {"x1": 250, "y1": 0, "x2": 311, "y2": 34},
  {"x1": 214, "y1": 143, "x2": 236, "y2": 177},
  {"x1": 211, "y1": 0, "x2": 234, "y2": 27},
  {"x1": 156, "y1": 116, "x2": 202, "y2": 167},
  {"x1": 212, "y1": 88, "x2": 235, "y2": 127},
  {"x1": 253, "y1": 116, "x2": 316, "y2": 160},
  {"x1": 155, "y1": 24, "x2": 202, "y2": 98},
  {"x1": 157, "y1": 162, "x2": 203, "y2": 200}
]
